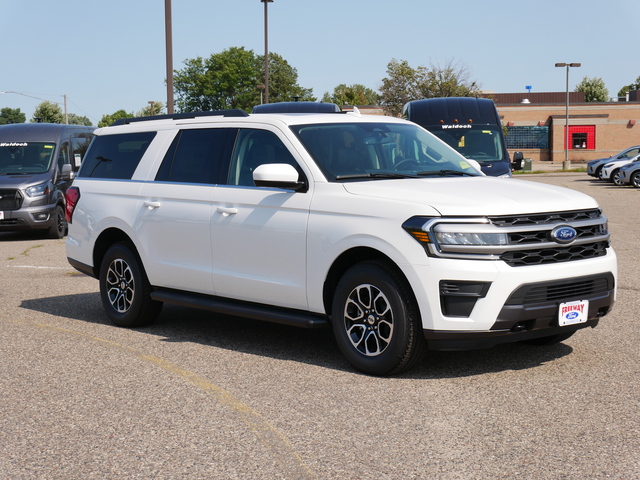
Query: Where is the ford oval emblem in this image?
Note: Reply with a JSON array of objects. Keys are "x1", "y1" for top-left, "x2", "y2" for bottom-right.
[{"x1": 551, "y1": 225, "x2": 577, "y2": 244}]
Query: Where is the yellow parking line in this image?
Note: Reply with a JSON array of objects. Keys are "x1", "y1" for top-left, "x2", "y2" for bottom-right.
[{"x1": 7, "y1": 318, "x2": 317, "y2": 480}]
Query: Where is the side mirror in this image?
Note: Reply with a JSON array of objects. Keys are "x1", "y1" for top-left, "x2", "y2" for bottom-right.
[
  {"x1": 253, "y1": 163, "x2": 306, "y2": 191},
  {"x1": 511, "y1": 151, "x2": 524, "y2": 171},
  {"x1": 60, "y1": 163, "x2": 75, "y2": 181}
]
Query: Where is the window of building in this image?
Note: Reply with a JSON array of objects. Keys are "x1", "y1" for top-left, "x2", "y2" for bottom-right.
[
  {"x1": 505, "y1": 126, "x2": 549, "y2": 149},
  {"x1": 567, "y1": 126, "x2": 595, "y2": 149}
]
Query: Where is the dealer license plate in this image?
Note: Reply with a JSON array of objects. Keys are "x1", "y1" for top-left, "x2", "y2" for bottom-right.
[
  {"x1": 558, "y1": 300, "x2": 589, "y2": 326},
  {"x1": 0, "y1": 211, "x2": 3, "y2": 220}
]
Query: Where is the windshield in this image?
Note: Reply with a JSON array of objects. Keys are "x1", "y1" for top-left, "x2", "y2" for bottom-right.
[
  {"x1": 0, "y1": 142, "x2": 55, "y2": 174},
  {"x1": 290, "y1": 122, "x2": 482, "y2": 181},
  {"x1": 430, "y1": 126, "x2": 505, "y2": 164}
]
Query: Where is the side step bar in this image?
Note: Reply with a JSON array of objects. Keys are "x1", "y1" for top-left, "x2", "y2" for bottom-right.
[{"x1": 151, "y1": 289, "x2": 329, "y2": 329}]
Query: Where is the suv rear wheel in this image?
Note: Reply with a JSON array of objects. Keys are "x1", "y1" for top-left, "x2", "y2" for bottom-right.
[
  {"x1": 331, "y1": 261, "x2": 426, "y2": 376},
  {"x1": 100, "y1": 242, "x2": 163, "y2": 327}
]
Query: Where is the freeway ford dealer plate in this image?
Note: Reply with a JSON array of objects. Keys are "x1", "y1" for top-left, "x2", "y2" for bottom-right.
[{"x1": 559, "y1": 300, "x2": 589, "y2": 326}]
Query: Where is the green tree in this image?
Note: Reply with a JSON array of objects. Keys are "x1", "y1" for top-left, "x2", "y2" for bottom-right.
[
  {"x1": 322, "y1": 83, "x2": 380, "y2": 106},
  {"x1": 617, "y1": 76, "x2": 640, "y2": 97},
  {"x1": 136, "y1": 101, "x2": 165, "y2": 117},
  {"x1": 575, "y1": 76, "x2": 609, "y2": 102},
  {"x1": 380, "y1": 59, "x2": 425, "y2": 117},
  {"x1": 420, "y1": 60, "x2": 481, "y2": 98},
  {"x1": 379, "y1": 58, "x2": 480, "y2": 117},
  {"x1": 67, "y1": 113, "x2": 93, "y2": 126},
  {"x1": 258, "y1": 52, "x2": 315, "y2": 103},
  {"x1": 0, "y1": 107, "x2": 26, "y2": 124},
  {"x1": 173, "y1": 47, "x2": 314, "y2": 112},
  {"x1": 98, "y1": 109, "x2": 133, "y2": 128},
  {"x1": 31, "y1": 100, "x2": 64, "y2": 123}
]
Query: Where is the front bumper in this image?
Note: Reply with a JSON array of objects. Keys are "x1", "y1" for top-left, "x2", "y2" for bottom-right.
[
  {"x1": 424, "y1": 272, "x2": 615, "y2": 350},
  {"x1": 0, "y1": 203, "x2": 58, "y2": 231}
]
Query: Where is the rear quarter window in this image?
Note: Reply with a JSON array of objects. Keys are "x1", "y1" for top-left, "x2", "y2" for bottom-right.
[{"x1": 78, "y1": 132, "x2": 156, "y2": 179}]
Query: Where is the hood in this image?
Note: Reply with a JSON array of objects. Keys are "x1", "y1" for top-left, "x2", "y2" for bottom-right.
[
  {"x1": 0, "y1": 172, "x2": 49, "y2": 188},
  {"x1": 342, "y1": 177, "x2": 599, "y2": 217}
]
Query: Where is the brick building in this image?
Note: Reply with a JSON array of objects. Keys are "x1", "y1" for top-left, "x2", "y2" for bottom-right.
[
  {"x1": 487, "y1": 92, "x2": 640, "y2": 163},
  {"x1": 350, "y1": 92, "x2": 640, "y2": 164}
]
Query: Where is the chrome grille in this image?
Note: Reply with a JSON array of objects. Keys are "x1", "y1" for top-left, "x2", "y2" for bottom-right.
[
  {"x1": 501, "y1": 241, "x2": 608, "y2": 267},
  {"x1": 488, "y1": 209, "x2": 601, "y2": 227}
]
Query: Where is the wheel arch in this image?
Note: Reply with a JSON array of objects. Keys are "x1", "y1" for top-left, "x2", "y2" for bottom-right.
[
  {"x1": 322, "y1": 246, "x2": 416, "y2": 318},
  {"x1": 92, "y1": 227, "x2": 137, "y2": 278}
]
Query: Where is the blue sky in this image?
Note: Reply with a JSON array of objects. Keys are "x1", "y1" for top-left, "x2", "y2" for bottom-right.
[{"x1": 1, "y1": 0, "x2": 637, "y2": 125}]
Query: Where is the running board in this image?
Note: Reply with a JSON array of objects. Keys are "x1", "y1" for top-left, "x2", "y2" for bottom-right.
[{"x1": 151, "y1": 289, "x2": 329, "y2": 329}]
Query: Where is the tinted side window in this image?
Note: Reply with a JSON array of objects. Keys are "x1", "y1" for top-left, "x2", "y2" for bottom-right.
[
  {"x1": 79, "y1": 132, "x2": 156, "y2": 179},
  {"x1": 227, "y1": 129, "x2": 299, "y2": 186},
  {"x1": 155, "y1": 128, "x2": 237, "y2": 184}
]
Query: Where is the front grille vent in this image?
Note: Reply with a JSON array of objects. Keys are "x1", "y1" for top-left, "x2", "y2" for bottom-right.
[{"x1": 0, "y1": 189, "x2": 22, "y2": 211}]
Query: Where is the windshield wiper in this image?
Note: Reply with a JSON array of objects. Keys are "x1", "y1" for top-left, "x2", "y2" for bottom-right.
[
  {"x1": 417, "y1": 170, "x2": 477, "y2": 177},
  {"x1": 335, "y1": 172, "x2": 415, "y2": 180}
]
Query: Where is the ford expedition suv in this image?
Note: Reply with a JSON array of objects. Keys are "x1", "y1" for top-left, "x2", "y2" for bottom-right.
[{"x1": 65, "y1": 109, "x2": 616, "y2": 375}]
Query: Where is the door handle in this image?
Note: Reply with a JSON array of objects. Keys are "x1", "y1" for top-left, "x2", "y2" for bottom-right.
[
  {"x1": 143, "y1": 201, "x2": 161, "y2": 209},
  {"x1": 217, "y1": 206, "x2": 238, "y2": 216}
]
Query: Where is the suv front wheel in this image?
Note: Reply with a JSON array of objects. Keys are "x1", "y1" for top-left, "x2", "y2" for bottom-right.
[
  {"x1": 99, "y1": 242, "x2": 163, "y2": 327},
  {"x1": 331, "y1": 261, "x2": 426, "y2": 376}
]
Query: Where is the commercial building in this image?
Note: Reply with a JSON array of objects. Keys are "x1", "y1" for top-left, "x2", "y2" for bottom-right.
[{"x1": 489, "y1": 92, "x2": 640, "y2": 163}]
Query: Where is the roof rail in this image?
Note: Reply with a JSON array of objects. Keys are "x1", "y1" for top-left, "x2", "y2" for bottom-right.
[{"x1": 110, "y1": 109, "x2": 249, "y2": 126}]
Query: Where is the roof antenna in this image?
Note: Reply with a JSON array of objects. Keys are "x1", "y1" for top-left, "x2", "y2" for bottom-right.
[{"x1": 349, "y1": 106, "x2": 362, "y2": 117}]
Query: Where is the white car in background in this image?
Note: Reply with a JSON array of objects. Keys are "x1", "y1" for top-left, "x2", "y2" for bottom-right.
[{"x1": 600, "y1": 157, "x2": 640, "y2": 185}]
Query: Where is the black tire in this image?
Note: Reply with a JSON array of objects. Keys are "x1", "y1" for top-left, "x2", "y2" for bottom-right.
[
  {"x1": 631, "y1": 171, "x2": 640, "y2": 188},
  {"x1": 331, "y1": 261, "x2": 426, "y2": 376},
  {"x1": 596, "y1": 166, "x2": 604, "y2": 179},
  {"x1": 99, "y1": 243, "x2": 162, "y2": 327},
  {"x1": 521, "y1": 331, "x2": 575, "y2": 346},
  {"x1": 47, "y1": 204, "x2": 67, "y2": 239},
  {"x1": 611, "y1": 169, "x2": 623, "y2": 185}
]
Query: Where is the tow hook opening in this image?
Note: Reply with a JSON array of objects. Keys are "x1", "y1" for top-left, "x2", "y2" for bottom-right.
[{"x1": 510, "y1": 320, "x2": 535, "y2": 333}]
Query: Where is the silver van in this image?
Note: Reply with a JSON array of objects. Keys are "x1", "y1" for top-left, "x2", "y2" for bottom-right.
[{"x1": 0, "y1": 123, "x2": 94, "y2": 238}]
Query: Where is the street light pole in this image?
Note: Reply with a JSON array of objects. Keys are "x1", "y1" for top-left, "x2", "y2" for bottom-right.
[
  {"x1": 261, "y1": 0, "x2": 273, "y2": 104},
  {"x1": 555, "y1": 62, "x2": 581, "y2": 169},
  {"x1": 165, "y1": 0, "x2": 174, "y2": 114}
]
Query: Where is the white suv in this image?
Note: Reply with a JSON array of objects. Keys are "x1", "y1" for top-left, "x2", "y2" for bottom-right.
[{"x1": 65, "y1": 107, "x2": 617, "y2": 375}]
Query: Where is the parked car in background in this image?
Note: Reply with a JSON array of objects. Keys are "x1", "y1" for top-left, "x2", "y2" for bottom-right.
[
  {"x1": 587, "y1": 146, "x2": 640, "y2": 179},
  {"x1": 600, "y1": 156, "x2": 640, "y2": 185},
  {"x1": 618, "y1": 161, "x2": 640, "y2": 187},
  {"x1": 0, "y1": 123, "x2": 95, "y2": 237}
]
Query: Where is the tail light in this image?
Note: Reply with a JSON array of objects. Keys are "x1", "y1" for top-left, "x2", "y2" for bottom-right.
[{"x1": 65, "y1": 187, "x2": 80, "y2": 223}]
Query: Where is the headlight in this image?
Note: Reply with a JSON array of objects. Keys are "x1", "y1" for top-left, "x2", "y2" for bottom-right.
[
  {"x1": 434, "y1": 231, "x2": 508, "y2": 245},
  {"x1": 25, "y1": 182, "x2": 50, "y2": 197},
  {"x1": 403, "y1": 217, "x2": 509, "y2": 255}
]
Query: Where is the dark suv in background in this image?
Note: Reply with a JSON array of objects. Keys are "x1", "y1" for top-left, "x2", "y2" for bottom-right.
[{"x1": 0, "y1": 123, "x2": 94, "y2": 238}]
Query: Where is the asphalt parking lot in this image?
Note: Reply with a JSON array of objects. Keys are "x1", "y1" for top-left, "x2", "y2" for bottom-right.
[{"x1": 0, "y1": 172, "x2": 638, "y2": 479}]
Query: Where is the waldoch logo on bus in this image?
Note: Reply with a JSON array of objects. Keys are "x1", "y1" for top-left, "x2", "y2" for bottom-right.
[
  {"x1": 0, "y1": 142, "x2": 28, "y2": 147},
  {"x1": 551, "y1": 225, "x2": 577, "y2": 244},
  {"x1": 441, "y1": 125, "x2": 472, "y2": 130}
]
